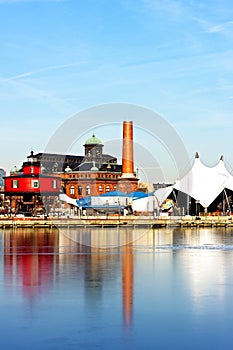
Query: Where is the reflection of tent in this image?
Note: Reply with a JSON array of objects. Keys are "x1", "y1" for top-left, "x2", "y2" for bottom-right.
[{"x1": 173, "y1": 153, "x2": 233, "y2": 209}]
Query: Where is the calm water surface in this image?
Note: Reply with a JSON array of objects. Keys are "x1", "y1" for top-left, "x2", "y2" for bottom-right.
[{"x1": 1, "y1": 226, "x2": 233, "y2": 349}]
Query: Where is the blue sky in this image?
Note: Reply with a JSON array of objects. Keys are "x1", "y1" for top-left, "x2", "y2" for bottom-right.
[{"x1": 1, "y1": 0, "x2": 233, "y2": 181}]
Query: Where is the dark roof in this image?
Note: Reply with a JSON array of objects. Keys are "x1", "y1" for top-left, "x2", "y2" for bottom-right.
[
  {"x1": 33, "y1": 152, "x2": 120, "y2": 172},
  {"x1": 77, "y1": 162, "x2": 98, "y2": 172},
  {"x1": 35, "y1": 152, "x2": 84, "y2": 160}
]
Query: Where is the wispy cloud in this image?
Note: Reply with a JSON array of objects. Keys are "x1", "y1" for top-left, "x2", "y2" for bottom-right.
[
  {"x1": 141, "y1": 0, "x2": 188, "y2": 20},
  {"x1": 206, "y1": 21, "x2": 233, "y2": 33},
  {"x1": 0, "y1": 75, "x2": 77, "y2": 114},
  {"x1": 193, "y1": 16, "x2": 233, "y2": 35},
  {"x1": 0, "y1": 62, "x2": 85, "y2": 83},
  {"x1": 0, "y1": 63, "x2": 84, "y2": 113}
]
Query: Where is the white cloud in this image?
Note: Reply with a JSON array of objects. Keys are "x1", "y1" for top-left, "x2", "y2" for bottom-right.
[
  {"x1": 193, "y1": 17, "x2": 233, "y2": 35},
  {"x1": 142, "y1": 0, "x2": 187, "y2": 20},
  {"x1": 207, "y1": 21, "x2": 233, "y2": 33}
]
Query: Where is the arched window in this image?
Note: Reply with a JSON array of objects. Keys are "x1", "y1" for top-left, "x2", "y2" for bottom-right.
[
  {"x1": 78, "y1": 186, "x2": 82, "y2": 195},
  {"x1": 106, "y1": 185, "x2": 110, "y2": 192},
  {"x1": 70, "y1": 186, "x2": 75, "y2": 195},
  {"x1": 98, "y1": 185, "x2": 103, "y2": 192}
]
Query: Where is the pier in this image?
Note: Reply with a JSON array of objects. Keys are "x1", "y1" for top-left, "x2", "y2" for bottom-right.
[{"x1": 0, "y1": 215, "x2": 233, "y2": 229}]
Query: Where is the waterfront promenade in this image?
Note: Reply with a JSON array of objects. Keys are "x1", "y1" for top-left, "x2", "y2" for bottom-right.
[{"x1": 0, "y1": 214, "x2": 233, "y2": 229}]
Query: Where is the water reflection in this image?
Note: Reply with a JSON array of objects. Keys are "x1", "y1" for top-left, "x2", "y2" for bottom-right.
[
  {"x1": 1, "y1": 226, "x2": 233, "y2": 349},
  {"x1": 2, "y1": 227, "x2": 138, "y2": 328},
  {"x1": 4, "y1": 228, "x2": 58, "y2": 300}
]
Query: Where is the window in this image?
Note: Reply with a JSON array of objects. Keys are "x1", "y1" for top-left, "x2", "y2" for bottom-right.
[
  {"x1": 52, "y1": 179, "x2": 57, "y2": 189},
  {"x1": 106, "y1": 185, "x2": 110, "y2": 192},
  {"x1": 86, "y1": 185, "x2": 90, "y2": 195},
  {"x1": 78, "y1": 186, "x2": 82, "y2": 195},
  {"x1": 32, "y1": 180, "x2": 39, "y2": 188},
  {"x1": 30, "y1": 167, "x2": 34, "y2": 173},
  {"x1": 98, "y1": 185, "x2": 103, "y2": 192},
  {"x1": 70, "y1": 186, "x2": 75, "y2": 195},
  {"x1": 12, "y1": 179, "x2": 19, "y2": 188}
]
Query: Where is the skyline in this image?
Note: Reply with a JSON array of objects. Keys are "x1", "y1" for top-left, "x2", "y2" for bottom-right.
[{"x1": 1, "y1": 0, "x2": 233, "y2": 181}]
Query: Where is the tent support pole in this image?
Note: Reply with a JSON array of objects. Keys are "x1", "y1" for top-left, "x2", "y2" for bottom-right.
[{"x1": 224, "y1": 188, "x2": 231, "y2": 214}]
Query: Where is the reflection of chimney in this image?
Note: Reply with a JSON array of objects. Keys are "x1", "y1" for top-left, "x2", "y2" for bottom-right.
[
  {"x1": 122, "y1": 243, "x2": 134, "y2": 327},
  {"x1": 117, "y1": 121, "x2": 138, "y2": 193}
]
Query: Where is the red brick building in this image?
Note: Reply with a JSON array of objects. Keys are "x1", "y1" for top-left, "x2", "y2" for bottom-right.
[
  {"x1": 4, "y1": 122, "x2": 139, "y2": 214},
  {"x1": 57, "y1": 134, "x2": 122, "y2": 199},
  {"x1": 57, "y1": 129, "x2": 138, "y2": 199}
]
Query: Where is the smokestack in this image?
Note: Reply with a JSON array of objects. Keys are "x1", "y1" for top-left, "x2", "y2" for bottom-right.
[
  {"x1": 117, "y1": 121, "x2": 138, "y2": 193},
  {"x1": 122, "y1": 121, "x2": 134, "y2": 177}
]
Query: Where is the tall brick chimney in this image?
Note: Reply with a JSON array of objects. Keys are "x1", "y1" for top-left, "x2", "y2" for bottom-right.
[{"x1": 117, "y1": 121, "x2": 138, "y2": 193}]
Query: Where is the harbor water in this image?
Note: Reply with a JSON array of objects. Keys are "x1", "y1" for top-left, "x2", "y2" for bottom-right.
[{"x1": 1, "y1": 226, "x2": 233, "y2": 349}]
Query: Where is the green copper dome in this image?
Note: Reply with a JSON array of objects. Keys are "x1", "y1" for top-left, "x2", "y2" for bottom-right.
[{"x1": 84, "y1": 134, "x2": 103, "y2": 145}]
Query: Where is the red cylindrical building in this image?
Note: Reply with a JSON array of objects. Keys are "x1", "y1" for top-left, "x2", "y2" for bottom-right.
[{"x1": 4, "y1": 151, "x2": 61, "y2": 215}]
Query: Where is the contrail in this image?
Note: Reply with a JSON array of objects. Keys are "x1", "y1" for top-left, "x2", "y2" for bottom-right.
[{"x1": 0, "y1": 62, "x2": 85, "y2": 83}]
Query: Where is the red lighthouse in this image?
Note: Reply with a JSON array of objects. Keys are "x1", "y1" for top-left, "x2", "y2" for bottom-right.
[{"x1": 4, "y1": 151, "x2": 61, "y2": 216}]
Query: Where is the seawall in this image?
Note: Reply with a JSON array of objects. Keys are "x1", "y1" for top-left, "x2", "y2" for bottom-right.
[{"x1": 0, "y1": 215, "x2": 233, "y2": 229}]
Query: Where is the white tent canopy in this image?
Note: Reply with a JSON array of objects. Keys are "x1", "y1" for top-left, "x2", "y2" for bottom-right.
[
  {"x1": 59, "y1": 193, "x2": 79, "y2": 206},
  {"x1": 132, "y1": 196, "x2": 154, "y2": 212},
  {"x1": 173, "y1": 154, "x2": 233, "y2": 208},
  {"x1": 132, "y1": 186, "x2": 173, "y2": 212},
  {"x1": 154, "y1": 186, "x2": 174, "y2": 207}
]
